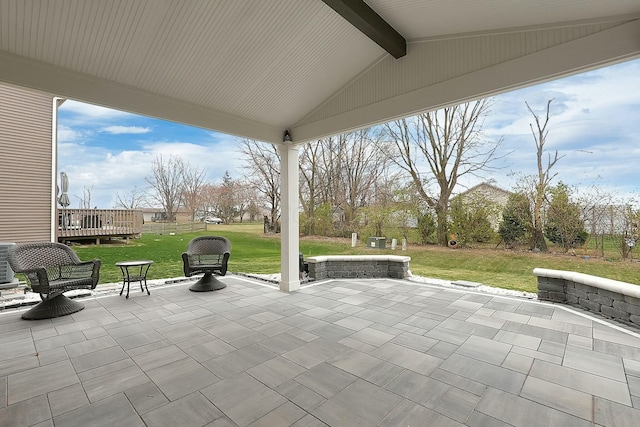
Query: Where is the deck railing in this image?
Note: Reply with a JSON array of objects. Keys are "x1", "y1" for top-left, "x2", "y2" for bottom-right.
[{"x1": 57, "y1": 208, "x2": 144, "y2": 242}]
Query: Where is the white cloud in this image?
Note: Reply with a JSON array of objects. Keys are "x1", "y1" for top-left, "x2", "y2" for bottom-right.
[
  {"x1": 478, "y1": 59, "x2": 640, "y2": 195},
  {"x1": 143, "y1": 139, "x2": 245, "y2": 179},
  {"x1": 59, "y1": 147, "x2": 154, "y2": 208},
  {"x1": 58, "y1": 135, "x2": 245, "y2": 208},
  {"x1": 99, "y1": 125, "x2": 152, "y2": 135},
  {"x1": 57, "y1": 125, "x2": 91, "y2": 143}
]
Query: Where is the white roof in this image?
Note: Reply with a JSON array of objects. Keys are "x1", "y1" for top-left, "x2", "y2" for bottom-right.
[{"x1": 1, "y1": 0, "x2": 639, "y2": 144}]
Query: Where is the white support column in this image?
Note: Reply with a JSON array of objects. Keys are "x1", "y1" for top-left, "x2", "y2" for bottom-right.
[{"x1": 279, "y1": 143, "x2": 300, "y2": 292}]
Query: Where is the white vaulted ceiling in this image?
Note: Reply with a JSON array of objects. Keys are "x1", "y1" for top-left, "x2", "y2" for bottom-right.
[{"x1": 1, "y1": 0, "x2": 639, "y2": 144}]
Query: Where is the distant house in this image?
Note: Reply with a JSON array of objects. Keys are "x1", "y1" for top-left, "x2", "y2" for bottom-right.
[
  {"x1": 140, "y1": 207, "x2": 194, "y2": 223},
  {"x1": 453, "y1": 182, "x2": 513, "y2": 230},
  {"x1": 139, "y1": 209, "x2": 166, "y2": 223}
]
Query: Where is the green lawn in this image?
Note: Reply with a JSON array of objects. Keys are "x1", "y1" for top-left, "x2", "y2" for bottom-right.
[
  {"x1": 66, "y1": 222, "x2": 640, "y2": 294},
  {"x1": 71, "y1": 223, "x2": 359, "y2": 284}
]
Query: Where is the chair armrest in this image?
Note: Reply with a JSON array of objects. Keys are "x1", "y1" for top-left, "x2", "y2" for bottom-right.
[
  {"x1": 16, "y1": 266, "x2": 51, "y2": 293},
  {"x1": 65, "y1": 260, "x2": 99, "y2": 276},
  {"x1": 49, "y1": 260, "x2": 101, "y2": 290},
  {"x1": 220, "y1": 252, "x2": 230, "y2": 275},
  {"x1": 181, "y1": 253, "x2": 192, "y2": 277},
  {"x1": 89, "y1": 259, "x2": 101, "y2": 289}
]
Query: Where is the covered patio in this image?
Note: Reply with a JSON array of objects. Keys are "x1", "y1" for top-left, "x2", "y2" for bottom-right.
[
  {"x1": 1, "y1": 276, "x2": 640, "y2": 426},
  {"x1": 1, "y1": 2, "x2": 640, "y2": 425}
]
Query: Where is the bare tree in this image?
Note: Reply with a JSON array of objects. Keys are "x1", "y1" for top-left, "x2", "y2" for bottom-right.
[
  {"x1": 576, "y1": 185, "x2": 616, "y2": 257},
  {"x1": 145, "y1": 155, "x2": 185, "y2": 222},
  {"x1": 180, "y1": 162, "x2": 207, "y2": 221},
  {"x1": 299, "y1": 129, "x2": 389, "y2": 235},
  {"x1": 526, "y1": 99, "x2": 563, "y2": 251},
  {"x1": 341, "y1": 129, "x2": 390, "y2": 230},
  {"x1": 115, "y1": 186, "x2": 147, "y2": 209},
  {"x1": 245, "y1": 193, "x2": 262, "y2": 222},
  {"x1": 618, "y1": 205, "x2": 640, "y2": 260},
  {"x1": 199, "y1": 183, "x2": 220, "y2": 218},
  {"x1": 384, "y1": 99, "x2": 502, "y2": 246},
  {"x1": 76, "y1": 185, "x2": 94, "y2": 209},
  {"x1": 238, "y1": 139, "x2": 281, "y2": 232},
  {"x1": 317, "y1": 135, "x2": 345, "y2": 209},
  {"x1": 233, "y1": 179, "x2": 254, "y2": 222},
  {"x1": 217, "y1": 171, "x2": 239, "y2": 223},
  {"x1": 357, "y1": 169, "x2": 405, "y2": 238},
  {"x1": 299, "y1": 140, "x2": 323, "y2": 235}
]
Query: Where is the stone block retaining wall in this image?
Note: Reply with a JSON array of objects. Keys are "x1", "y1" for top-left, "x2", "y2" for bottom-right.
[
  {"x1": 307, "y1": 255, "x2": 410, "y2": 280},
  {"x1": 534, "y1": 268, "x2": 640, "y2": 327}
]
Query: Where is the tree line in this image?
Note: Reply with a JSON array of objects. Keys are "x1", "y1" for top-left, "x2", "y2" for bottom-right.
[
  {"x1": 115, "y1": 156, "x2": 261, "y2": 225},
  {"x1": 125, "y1": 97, "x2": 639, "y2": 258}
]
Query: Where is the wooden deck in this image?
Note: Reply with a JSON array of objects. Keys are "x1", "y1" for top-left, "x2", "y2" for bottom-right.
[{"x1": 57, "y1": 208, "x2": 143, "y2": 244}]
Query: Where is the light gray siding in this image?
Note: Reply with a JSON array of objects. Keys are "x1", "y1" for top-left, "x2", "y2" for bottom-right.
[{"x1": 0, "y1": 84, "x2": 53, "y2": 243}]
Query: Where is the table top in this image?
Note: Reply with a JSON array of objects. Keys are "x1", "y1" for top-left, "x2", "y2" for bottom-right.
[{"x1": 116, "y1": 260, "x2": 154, "y2": 267}]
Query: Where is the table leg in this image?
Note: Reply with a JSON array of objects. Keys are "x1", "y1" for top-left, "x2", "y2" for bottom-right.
[
  {"x1": 141, "y1": 264, "x2": 151, "y2": 295},
  {"x1": 119, "y1": 266, "x2": 128, "y2": 297},
  {"x1": 120, "y1": 266, "x2": 131, "y2": 298},
  {"x1": 139, "y1": 265, "x2": 145, "y2": 293}
]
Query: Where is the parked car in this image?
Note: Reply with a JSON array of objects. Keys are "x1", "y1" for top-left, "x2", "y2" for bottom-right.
[{"x1": 204, "y1": 216, "x2": 223, "y2": 224}]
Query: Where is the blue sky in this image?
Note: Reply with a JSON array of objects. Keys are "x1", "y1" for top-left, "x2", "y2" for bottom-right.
[
  {"x1": 482, "y1": 59, "x2": 640, "y2": 199},
  {"x1": 57, "y1": 58, "x2": 640, "y2": 209}
]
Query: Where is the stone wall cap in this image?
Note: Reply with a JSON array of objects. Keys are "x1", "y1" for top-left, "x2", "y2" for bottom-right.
[
  {"x1": 306, "y1": 255, "x2": 411, "y2": 263},
  {"x1": 533, "y1": 268, "x2": 640, "y2": 299}
]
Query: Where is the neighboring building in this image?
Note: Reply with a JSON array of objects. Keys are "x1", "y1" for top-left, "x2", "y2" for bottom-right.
[
  {"x1": 0, "y1": 84, "x2": 56, "y2": 243},
  {"x1": 453, "y1": 182, "x2": 513, "y2": 230},
  {"x1": 140, "y1": 207, "x2": 193, "y2": 223},
  {"x1": 140, "y1": 208, "x2": 168, "y2": 223}
]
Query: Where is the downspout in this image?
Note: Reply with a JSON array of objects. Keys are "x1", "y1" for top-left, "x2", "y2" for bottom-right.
[{"x1": 51, "y1": 97, "x2": 66, "y2": 242}]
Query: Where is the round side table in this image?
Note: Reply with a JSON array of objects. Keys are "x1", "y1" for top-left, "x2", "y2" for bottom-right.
[{"x1": 116, "y1": 260, "x2": 153, "y2": 298}]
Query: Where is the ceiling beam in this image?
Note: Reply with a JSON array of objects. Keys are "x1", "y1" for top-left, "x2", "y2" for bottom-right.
[{"x1": 322, "y1": 0, "x2": 406, "y2": 59}]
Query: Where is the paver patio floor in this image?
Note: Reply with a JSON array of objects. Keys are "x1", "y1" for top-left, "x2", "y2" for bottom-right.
[{"x1": 1, "y1": 276, "x2": 640, "y2": 426}]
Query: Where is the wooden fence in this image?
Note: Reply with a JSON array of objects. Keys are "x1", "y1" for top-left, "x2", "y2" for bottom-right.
[{"x1": 142, "y1": 222, "x2": 207, "y2": 235}]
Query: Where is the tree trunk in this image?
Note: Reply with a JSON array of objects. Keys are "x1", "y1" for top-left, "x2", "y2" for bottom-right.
[
  {"x1": 531, "y1": 191, "x2": 547, "y2": 251},
  {"x1": 526, "y1": 99, "x2": 560, "y2": 253},
  {"x1": 531, "y1": 227, "x2": 547, "y2": 251},
  {"x1": 435, "y1": 205, "x2": 449, "y2": 246}
]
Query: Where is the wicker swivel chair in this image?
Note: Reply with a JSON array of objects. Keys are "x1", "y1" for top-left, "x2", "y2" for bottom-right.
[
  {"x1": 182, "y1": 236, "x2": 231, "y2": 292},
  {"x1": 8, "y1": 242, "x2": 101, "y2": 320}
]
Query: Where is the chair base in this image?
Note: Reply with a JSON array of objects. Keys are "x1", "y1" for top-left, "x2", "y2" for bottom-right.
[
  {"x1": 22, "y1": 294, "x2": 85, "y2": 320},
  {"x1": 189, "y1": 273, "x2": 226, "y2": 292}
]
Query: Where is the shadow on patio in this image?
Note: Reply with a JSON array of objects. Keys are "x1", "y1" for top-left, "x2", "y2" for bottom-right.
[{"x1": 1, "y1": 276, "x2": 640, "y2": 426}]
